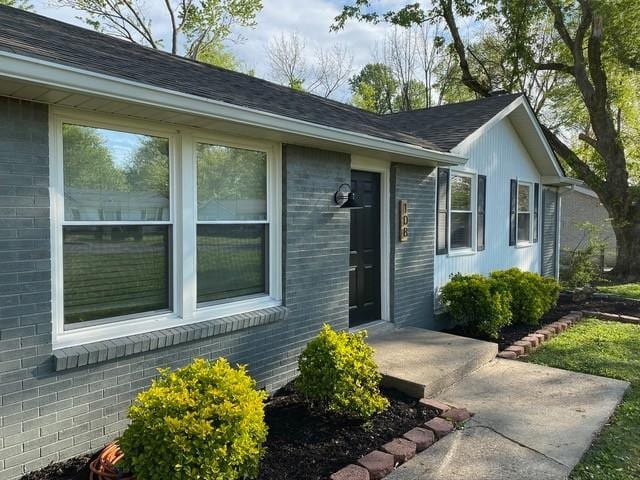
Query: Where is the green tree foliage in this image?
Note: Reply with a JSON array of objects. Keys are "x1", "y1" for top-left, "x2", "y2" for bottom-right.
[
  {"x1": 350, "y1": 63, "x2": 429, "y2": 113},
  {"x1": 350, "y1": 63, "x2": 398, "y2": 113},
  {"x1": 55, "y1": 0, "x2": 261, "y2": 69},
  {"x1": 196, "y1": 144, "x2": 266, "y2": 212},
  {"x1": 126, "y1": 137, "x2": 171, "y2": 198},
  {"x1": 62, "y1": 125, "x2": 127, "y2": 191},
  {"x1": 119, "y1": 358, "x2": 267, "y2": 480},
  {"x1": 334, "y1": 0, "x2": 640, "y2": 281},
  {"x1": 296, "y1": 324, "x2": 389, "y2": 419},
  {"x1": 0, "y1": 0, "x2": 32, "y2": 9}
]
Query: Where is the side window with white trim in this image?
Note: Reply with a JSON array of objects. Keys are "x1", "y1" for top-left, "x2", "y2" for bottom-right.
[
  {"x1": 450, "y1": 174, "x2": 473, "y2": 250},
  {"x1": 61, "y1": 124, "x2": 172, "y2": 328}
]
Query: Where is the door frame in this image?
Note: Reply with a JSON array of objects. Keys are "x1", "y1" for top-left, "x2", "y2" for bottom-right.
[{"x1": 351, "y1": 155, "x2": 390, "y2": 324}]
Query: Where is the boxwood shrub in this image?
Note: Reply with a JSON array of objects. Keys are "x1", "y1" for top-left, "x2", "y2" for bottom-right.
[
  {"x1": 490, "y1": 268, "x2": 560, "y2": 325},
  {"x1": 119, "y1": 357, "x2": 267, "y2": 480},
  {"x1": 440, "y1": 273, "x2": 513, "y2": 339},
  {"x1": 296, "y1": 324, "x2": 389, "y2": 419}
]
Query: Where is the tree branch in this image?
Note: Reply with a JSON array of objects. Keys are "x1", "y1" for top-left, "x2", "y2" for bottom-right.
[
  {"x1": 542, "y1": 124, "x2": 605, "y2": 193},
  {"x1": 439, "y1": 0, "x2": 491, "y2": 97},
  {"x1": 534, "y1": 62, "x2": 574, "y2": 74}
]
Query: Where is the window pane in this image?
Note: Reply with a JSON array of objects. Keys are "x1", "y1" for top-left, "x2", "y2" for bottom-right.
[
  {"x1": 518, "y1": 184, "x2": 530, "y2": 212},
  {"x1": 450, "y1": 212, "x2": 472, "y2": 249},
  {"x1": 63, "y1": 225, "x2": 170, "y2": 326},
  {"x1": 197, "y1": 224, "x2": 266, "y2": 303},
  {"x1": 450, "y1": 175, "x2": 472, "y2": 211},
  {"x1": 518, "y1": 213, "x2": 531, "y2": 242},
  {"x1": 197, "y1": 143, "x2": 267, "y2": 221},
  {"x1": 63, "y1": 124, "x2": 170, "y2": 222}
]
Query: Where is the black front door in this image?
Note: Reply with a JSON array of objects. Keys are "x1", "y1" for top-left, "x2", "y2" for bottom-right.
[{"x1": 349, "y1": 170, "x2": 381, "y2": 327}]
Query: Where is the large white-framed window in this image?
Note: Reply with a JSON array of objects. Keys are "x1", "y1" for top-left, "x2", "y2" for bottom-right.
[
  {"x1": 517, "y1": 182, "x2": 532, "y2": 244},
  {"x1": 50, "y1": 110, "x2": 282, "y2": 349},
  {"x1": 449, "y1": 171, "x2": 476, "y2": 252}
]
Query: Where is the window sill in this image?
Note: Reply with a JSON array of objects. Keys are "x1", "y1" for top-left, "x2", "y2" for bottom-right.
[
  {"x1": 447, "y1": 248, "x2": 476, "y2": 257},
  {"x1": 51, "y1": 305, "x2": 288, "y2": 372},
  {"x1": 515, "y1": 242, "x2": 534, "y2": 249}
]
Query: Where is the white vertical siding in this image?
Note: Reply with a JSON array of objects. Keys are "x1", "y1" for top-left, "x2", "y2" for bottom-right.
[{"x1": 434, "y1": 117, "x2": 542, "y2": 296}]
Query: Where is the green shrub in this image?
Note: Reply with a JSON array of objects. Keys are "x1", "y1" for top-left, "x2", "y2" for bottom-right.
[
  {"x1": 440, "y1": 273, "x2": 513, "y2": 339},
  {"x1": 119, "y1": 358, "x2": 267, "y2": 480},
  {"x1": 560, "y1": 222, "x2": 606, "y2": 288},
  {"x1": 490, "y1": 268, "x2": 560, "y2": 326},
  {"x1": 296, "y1": 324, "x2": 389, "y2": 419}
]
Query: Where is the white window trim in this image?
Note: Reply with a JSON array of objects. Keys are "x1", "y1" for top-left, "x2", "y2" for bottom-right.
[
  {"x1": 448, "y1": 170, "x2": 477, "y2": 255},
  {"x1": 516, "y1": 181, "x2": 533, "y2": 246},
  {"x1": 50, "y1": 109, "x2": 282, "y2": 349}
]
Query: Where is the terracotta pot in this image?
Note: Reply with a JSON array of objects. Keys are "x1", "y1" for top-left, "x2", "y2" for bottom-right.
[{"x1": 89, "y1": 442, "x2": 135, "y2": 480}]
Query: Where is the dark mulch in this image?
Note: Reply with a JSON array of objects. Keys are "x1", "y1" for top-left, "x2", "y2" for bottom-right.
[
  {"x1": 445, "y1": 292, "x2": 640, "y2": 350},
  {"x1": 21, "y1": 386, "x2": 437, "y2": 480},
  {"x1": 19, "y1": 454, "x2": 93, "y2": 480},
  {"x1": 257, "y1": 384, "x2": 437, "y2": 480}
]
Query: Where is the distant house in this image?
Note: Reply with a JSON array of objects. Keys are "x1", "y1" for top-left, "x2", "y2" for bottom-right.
[
  {"x1": 560, "y1": 185, "x2": 616, "y2": 271},
  {"x1": 0, "y1": 5, "x2": 577, "y2": 479}
]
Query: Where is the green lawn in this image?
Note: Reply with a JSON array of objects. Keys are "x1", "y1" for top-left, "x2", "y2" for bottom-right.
[
  {"x1": 526, "y1": 319, "x2": 640, "y2": 480},
  {"x1": 597, "y1": 282, "x2": 640, "y2": 300}
]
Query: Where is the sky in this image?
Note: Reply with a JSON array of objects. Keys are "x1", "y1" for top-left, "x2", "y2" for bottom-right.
[{"x1": 30, "y1": 0, "x2": 411, "y2": 102}]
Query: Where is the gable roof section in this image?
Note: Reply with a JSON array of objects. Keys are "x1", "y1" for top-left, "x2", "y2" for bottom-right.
[
  {"x1": 0, "y1": 5, "x2": 442, "y2": 151},
  {"x1": 0, "y1": 5, "x2": 569, "y2": 181},
  {"x1": 381, "y1": 94, "x2": 522, "y2": 151}
]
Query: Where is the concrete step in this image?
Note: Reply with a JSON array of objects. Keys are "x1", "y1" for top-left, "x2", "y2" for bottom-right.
[{"x1": 367, "y1": 327, "x2": 498, "y2": 398}]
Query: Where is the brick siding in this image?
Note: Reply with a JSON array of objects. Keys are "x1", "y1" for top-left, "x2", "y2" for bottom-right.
[{"x1": 0, "y1": 99, "x2": 351, "y2": 479}]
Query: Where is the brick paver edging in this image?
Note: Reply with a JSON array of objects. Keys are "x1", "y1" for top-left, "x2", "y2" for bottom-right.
[
  {"x1": 329, "y1": 401, "x2": 473, "y2": 480},
  {"x1": 497, "y1": 311, "x2": 583, "y2": 360},
  {"x1": 498, "y1": 309, "x2": 640, "y2": 360}
]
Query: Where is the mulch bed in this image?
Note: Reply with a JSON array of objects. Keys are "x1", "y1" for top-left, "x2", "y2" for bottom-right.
[
  {"x1": 21, "y1": 386, "x2": 438, "y2": 480},
  {"x1": 258, "y1": 385, "x2": 437, "y2": 480},
  {"x1": 445, "y1": 292, "x2": 640, "y2": 350}
]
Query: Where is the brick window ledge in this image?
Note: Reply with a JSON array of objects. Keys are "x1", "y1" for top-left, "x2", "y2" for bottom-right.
[{"x1": 52, "y1": 306, "x2": 288, "y2": 371}]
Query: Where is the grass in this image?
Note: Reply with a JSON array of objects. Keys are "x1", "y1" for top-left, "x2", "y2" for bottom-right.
[
  {"x1": 597, "y1": 282, "x2": 640, "y2": 300},
  {"x1": 526, "y1": 318, "x2": 640, "y2": 480}
]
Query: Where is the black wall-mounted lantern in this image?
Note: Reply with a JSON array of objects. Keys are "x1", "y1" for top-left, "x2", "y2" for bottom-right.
[{"x1": 334, "y1": 183, "x2": 364, "y2": 209}]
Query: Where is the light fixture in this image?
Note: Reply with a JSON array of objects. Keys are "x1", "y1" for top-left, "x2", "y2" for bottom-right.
[{"x1": 334, "y1": 183, "x2": 364, "y2": 209}]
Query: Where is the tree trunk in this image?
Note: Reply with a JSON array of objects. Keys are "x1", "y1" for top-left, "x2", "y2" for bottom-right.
[{"x1": 609, "y1": 220, "x2": 640, "y2": 282}]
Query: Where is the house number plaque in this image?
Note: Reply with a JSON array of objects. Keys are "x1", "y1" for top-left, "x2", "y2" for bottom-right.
[{"x1": 399, "y1": 200, "x2": 409, "y2": 242}]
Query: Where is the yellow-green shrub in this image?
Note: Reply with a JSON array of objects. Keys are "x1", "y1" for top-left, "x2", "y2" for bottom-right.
[
  {"x1": 296, "y1": 324, "x2": 389, "y2": 419},
  {"x1": 440, "y1": 273, "x2": 513, "y2": 338},
  {"x1": 490, "y1": 268, "x2": 560, "y2": 325},
  {"x1": 119, "y1": 358, "x2": 267, "y2": 480}
]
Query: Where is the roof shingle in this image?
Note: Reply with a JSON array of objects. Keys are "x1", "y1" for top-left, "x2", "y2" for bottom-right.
[{"x1": 0, "y1": 5, "x2": 521, "y2": 152}]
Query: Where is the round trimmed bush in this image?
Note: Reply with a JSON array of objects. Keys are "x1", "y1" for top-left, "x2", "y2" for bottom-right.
[
  {"x1": 119, "y1": 357, "x2": 267, "y2": 480},
  {"x1": 490, "y1": 268, "x2": 560, "y2": 325},
  {"x1": 440, "y1": 273, "x2": 513, "y2": 339},
  {"x1": 296, "y1": 324, "x2": 389, "y2": 419}
]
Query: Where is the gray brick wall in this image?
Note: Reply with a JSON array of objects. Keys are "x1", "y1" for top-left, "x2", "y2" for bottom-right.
[
  {"x1": 0, "y1": 99, "x2": 351, "y2": 479},
  {"x1": 560, "y1": 189, "x2": 616, "y2": 269},
  {"x1": 390, "y1": 164, "x2": 437, "y2": 329}
]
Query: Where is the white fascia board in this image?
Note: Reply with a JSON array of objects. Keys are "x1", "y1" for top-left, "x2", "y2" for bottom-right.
[
  {"x1": 451, "y1": 96, "x2": 565, "y2": 177},
  {"x1": 541, "y1": 175, "x2": 583, "y2": 187},
  {"x1": 0, "y1": 51, "x2": 466, "y2": 167}
]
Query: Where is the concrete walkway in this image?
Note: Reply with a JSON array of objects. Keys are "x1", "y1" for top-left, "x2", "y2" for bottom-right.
[
  {"x1": 368, "y1": 327, "x2": 497, "y2": 398},
  {"x1": 386, "y1": 359, "x2": 629, "y2": 480}
]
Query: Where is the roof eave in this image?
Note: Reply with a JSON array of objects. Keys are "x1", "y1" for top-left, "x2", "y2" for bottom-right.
[
  {"x1": 0, "y1": 50, "x2": 466, "y2": 167},
  {"x1": 541, "y1": 175, "x2": 583, "y2": 187}
]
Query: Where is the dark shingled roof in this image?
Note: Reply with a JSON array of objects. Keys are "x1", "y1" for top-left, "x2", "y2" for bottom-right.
[
  {"x1": 380, "y1": 94, "x2": 522, "y2": 151},
  {"x1": 0, "y1": 5, "x2": 521, "y2": 153}
]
